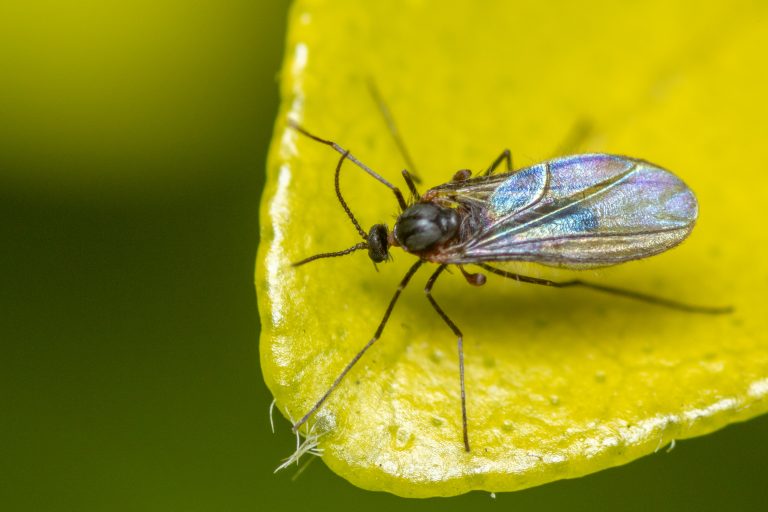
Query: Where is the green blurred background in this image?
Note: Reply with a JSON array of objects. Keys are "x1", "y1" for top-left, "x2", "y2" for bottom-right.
[{"x1": 1, "y1": 2, "x2": 766, "y2": 510}]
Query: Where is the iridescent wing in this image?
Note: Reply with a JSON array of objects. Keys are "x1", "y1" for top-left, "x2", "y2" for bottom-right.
[{"x1": 426, "y1": 154, "x2": 698, "y2": 268}]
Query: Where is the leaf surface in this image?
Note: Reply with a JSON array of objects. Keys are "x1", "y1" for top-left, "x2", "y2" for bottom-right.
[{"x1": 257, "y1": 0, "x2": 768, "y2": 497}]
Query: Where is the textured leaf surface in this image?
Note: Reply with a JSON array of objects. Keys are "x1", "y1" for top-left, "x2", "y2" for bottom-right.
[{"x1": 257, "y1": 0, "x2": 768, "y2": 497}]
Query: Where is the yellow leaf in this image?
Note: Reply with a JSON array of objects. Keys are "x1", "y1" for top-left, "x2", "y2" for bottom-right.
[{"x1": 257, "y1": 0, "x2": 768, "y2": 497}]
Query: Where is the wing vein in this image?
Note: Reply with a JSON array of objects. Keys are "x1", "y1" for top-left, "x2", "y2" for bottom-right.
[{"x1": 468, "y1": 161, "x2": 639, "y2": 249}]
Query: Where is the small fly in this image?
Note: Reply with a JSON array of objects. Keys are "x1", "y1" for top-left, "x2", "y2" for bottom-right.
[{"x1": 286, "y1": 102, "x2": 731, "y2": 452}]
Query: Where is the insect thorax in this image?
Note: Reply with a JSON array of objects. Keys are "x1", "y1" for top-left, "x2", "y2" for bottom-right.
[{"x1": 393, "y1": 202, "x2": 460, "y2": 253}]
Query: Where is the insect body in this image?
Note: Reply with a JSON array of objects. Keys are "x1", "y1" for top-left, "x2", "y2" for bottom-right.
[
  {"x1": 287, "y1": 120, "x2": 729, "y2": 452},
  {"x1": 398, "y1": 154, "x2": 697, "y2": 268}
]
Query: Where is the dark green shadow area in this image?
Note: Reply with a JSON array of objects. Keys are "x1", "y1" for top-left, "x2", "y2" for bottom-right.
[{"x1": 0, "y1": 2, "x2": 765, "y2": 511}]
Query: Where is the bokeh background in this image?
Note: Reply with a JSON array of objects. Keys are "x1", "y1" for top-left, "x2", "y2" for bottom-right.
[{"x1": 2, "y1": 2, "x2": 766, "y2": 511}]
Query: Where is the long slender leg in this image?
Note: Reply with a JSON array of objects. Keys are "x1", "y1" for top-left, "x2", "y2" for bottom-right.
[
  {"x1": 483, "y1": 149, "x2": 513, "y2": 176},
  {"x1": 392, "y1": 187, "x2": 408, "y2": 212},
  {"x1": 424, "y1": 264, "x2": 471, "y2": 452},
  {"x1": 478, "y1": 263, "x2": 732, "y2": 314},
  {"x1": 287, "y1": 120, "x2": 408, "y2": 211},
  {"x1": 401, "y1": 169, "x2": 420, "y2": 200},
  {"x1": 292, "y1": 260, "x2": 424, "y2": 433},
  {"x1": 367, "y1": 78, "x2": 422, "y2": 184},
  {"x1": 551, "y1": 119, "x2": 592, "y2": 157}
]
